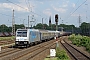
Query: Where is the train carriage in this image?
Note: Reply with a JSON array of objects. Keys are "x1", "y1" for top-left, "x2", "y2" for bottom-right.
[
  {"x1": 48, "y1": 30, "x2": 56, "y2": 39},
  {"x1": 39, "y1": 30, "x2": 50, "y2": 41}
]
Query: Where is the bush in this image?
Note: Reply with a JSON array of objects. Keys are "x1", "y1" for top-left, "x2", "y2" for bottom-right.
[
  {"x1": 68, "y1": 34, "x2": 90, "y2": 52},
  {"x1": 56, "y1": 47, "x2": 70, "y2": 60}
]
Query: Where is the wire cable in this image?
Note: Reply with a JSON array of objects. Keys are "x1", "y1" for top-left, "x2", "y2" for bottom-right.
[
  {"x1": 70, "y1": 0, "x2": 79, "y2": 14},
  {"x1": 6, "y1": 0, "x2": 28, "y2": 11},
  {"x1": 71, "y1": 0, "x2": 87, "y2": 15},
  {"x1": 64, "y1": 0, "x2": 87, "y2": 20},
  {"x1": 6, "y1": 0, "x2": 47, "y2": 19},
  {"x1": 0, "y1": 12, "x2": 12, "y2": 17}
]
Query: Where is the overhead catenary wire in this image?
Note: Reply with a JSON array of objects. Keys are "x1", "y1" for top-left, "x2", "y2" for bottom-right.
[
  {"x1": 64, "y1": 0, "x2": 87, "y2": 20},
  {"x1": 0, "y1": 12, "x2": 12, "y2": 17},
  {"x1": 70, "y1": 0, "x2": 79, "y2": 14},
  {"x1": 0, "y1": 12, "x2": 26, "y2": 20},
  {"x1": 26, "y1": 0, "x2": 43, "y2": 17},
  {"x1": 64, "y1": 0, "x2": 80, "y2": 24},
  {"x1": 25, "y1": 0, "x2": 31, "y2": 12},
  {"x1": 0, "y1": 0, "x2": 28, "y2": 21},
  {"x1": 28, "y1": 0, "x2": 33, "y2": 12},
  {"x1": 25, "y1": 0, "x2": 42, "y2": 25},
  {"x1": 71, "y1": 0, "x2": 87, "y2": 15},
  {"x1": 6, "y1": 0, "x2": 44, "y2": 17},
  {"x1": 0, "y1": 0, "x2": 45, "y2": 24},
  {"x1": 6, "y1": 0, "x2": 28, "y2": 11},
  {"x1": 0, "y1": 11, "x2": 29, "y2": 26},
  {"x1": 0, "y1": 0, "x2": 48, "y2": 27}
]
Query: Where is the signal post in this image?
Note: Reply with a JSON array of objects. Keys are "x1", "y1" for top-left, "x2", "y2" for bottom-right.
[
  {"x1": 55, "y1": 14, "x2": 59, "y2": 47},
  {"x1": 49, "y1": 14, "x2": 59, "y2": 58}
]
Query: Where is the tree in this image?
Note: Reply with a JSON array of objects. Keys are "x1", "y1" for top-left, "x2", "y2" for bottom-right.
[
  {"x1": 51, "y1": 24, "x2": 56, "y2": 30},
  {"x1": 34, "y1": 23, "x2": 43, "y2": 29},
  {"x1": 58, "y1": 24, "x2": 75, "y2": 32},
  {"x1": 43, "y1": 24, "x2": 48, "y2": 29},
  {"x1": 15, "y1": 24, "x2": 25, "y2": 31},
  {"x1": 0, "y1": 24, "x2": 10, "y2": 32},
  {"x1": 0, "y1": 24, "x2": 25, "y2": 32},
  {"x1": 80, "y1": 22, "x2": 90, "y2": 36}
]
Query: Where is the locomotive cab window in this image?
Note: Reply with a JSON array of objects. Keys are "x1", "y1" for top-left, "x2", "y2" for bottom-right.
[{"x1": 17, "y1": 32, "x2": 27, "y2": 37}]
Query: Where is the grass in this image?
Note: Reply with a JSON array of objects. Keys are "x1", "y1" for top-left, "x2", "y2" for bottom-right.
[
  {"x1": 44, "y1": 56, "x2": 58, "y2": 60},
  {"x1": 44, "y1": 58, "x2": 57, "y2": 60},
  {"x1": 44, "y1": 46, "x2": 70, "y2": 60},
  {"x1": 0, "y1": 36, "x2": 15, "y2": 40}
]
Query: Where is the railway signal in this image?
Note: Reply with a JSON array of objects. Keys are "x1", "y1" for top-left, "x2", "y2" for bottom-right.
[
  {"x1": 55, "y1": 14, "x2": 59, "y2": 47},
  {"x1": 55, "y1": 14, "x2": 58, "y2": 31},
  {"x1": 55, "y1": 14, "x2": 58, "y2": 22}
]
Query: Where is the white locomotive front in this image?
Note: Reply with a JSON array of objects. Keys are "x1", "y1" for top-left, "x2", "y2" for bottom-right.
[{"x1": 15, "y1": 29, "x2": 29, "y2": 47}]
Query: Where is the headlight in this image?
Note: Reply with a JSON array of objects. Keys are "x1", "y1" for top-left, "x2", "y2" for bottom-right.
[
  {"x1": 24, "y1": 42, "x2": 27, "y2": 44},
  {"x1": 16, "y1": 42, "x2": 18, "y2": 44}
]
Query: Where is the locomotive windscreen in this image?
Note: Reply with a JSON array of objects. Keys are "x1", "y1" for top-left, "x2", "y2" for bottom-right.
[{"x1": 17, "y1": 31, "x2": 27, "y2": 37}]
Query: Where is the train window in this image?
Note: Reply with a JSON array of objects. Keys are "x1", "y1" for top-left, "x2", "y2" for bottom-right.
[
  {"x1": 17, "y1": 30, "x2": 27, "y2": 31},
  {"x1": 17, "y1": 32, "x2": 27, "y2": 37}
]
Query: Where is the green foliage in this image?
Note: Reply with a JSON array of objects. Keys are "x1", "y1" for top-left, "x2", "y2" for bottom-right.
[
  {"x1": 44, "y1": 57, "x2": 57, "y2": 60},
  {"x1": 34, "y1": 23, "x2": 43, "y2": 29},
  {"x1": 56, "y1": 47, "x2": 70, "y2": 60},
  {"x1": 58, "y1": 24, "x2": 75, "y2": 32},
  {"x1": 80, "y1": 22, "x2": 90, "y2": 35},
  {"x1": 69, "y1": 34, "x2": 90, "y2": 52},
  {"x1": 0, "y1": 36, "x2": 15, "y2": 40},
  {"x1": 34, "y1": 23, "x2": 76, "y2": 31},
  {"x1": 0, "y1": 24, "x2": 11, "y2": 32},
  {"x1": 68, "y1": 34, "x2": 75, "y2": 40},
  {"x1": 0, "y1": 24, "x2": 25, "y2": 32}
]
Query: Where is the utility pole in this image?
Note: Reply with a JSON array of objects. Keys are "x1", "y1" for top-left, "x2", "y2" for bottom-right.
[
  {"x1": 30, "y1": 15, "x2": 34, "y2": 28},
  {"x1": 79, "y1": 14, "x2": 81, "y2": 34},
  {"x1": 85, "y1": 4, "x2": 88, "y2": 22},
  {"x1": 28, "y1": 15, "x2": 29, "y2": 28},
  {"x1": 62, "y1": 20, "x2": 63, "y2": 24},
  {"x1": 23, "y1": 19, "x2": 25, "y2": 28},
  {"x1": 42, "y1": 18, "x2": 44, "y2": 29},
  {"x1": 85, "y1": 4, "x2": 89, "y2": 36},
  {"x1": 12, "y1": 9, "x2": 15, "y2": 35},
  {"x1": 79, "y1": 14, "x2": 81, "y2": 27}
]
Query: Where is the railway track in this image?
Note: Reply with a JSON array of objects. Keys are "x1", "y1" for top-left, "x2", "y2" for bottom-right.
[
  {"x1": 14, "y1": 40, "x2": 55, "y2": 60},
  {"x1": 0, "y1": 48, "x2": 22, "y2": 58},
  {"x1": 0, "y1": 40, "x2": 14, "y2": 46},
  {"x1": 61, "y1": 39, "x2": 90, "y2": 60},
  {"x1": 0, "y1": 40, "x2": 55, "y2": 60}
]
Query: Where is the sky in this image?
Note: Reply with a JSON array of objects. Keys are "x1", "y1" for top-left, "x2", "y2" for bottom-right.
[{"x1": 0, "y1": 0, "x2": 90, "y2": 27}]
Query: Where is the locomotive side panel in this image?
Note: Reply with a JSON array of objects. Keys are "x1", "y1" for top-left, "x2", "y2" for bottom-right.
[{"x1": 29, "y1": 29, "x2": 40, "y2": 43}]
